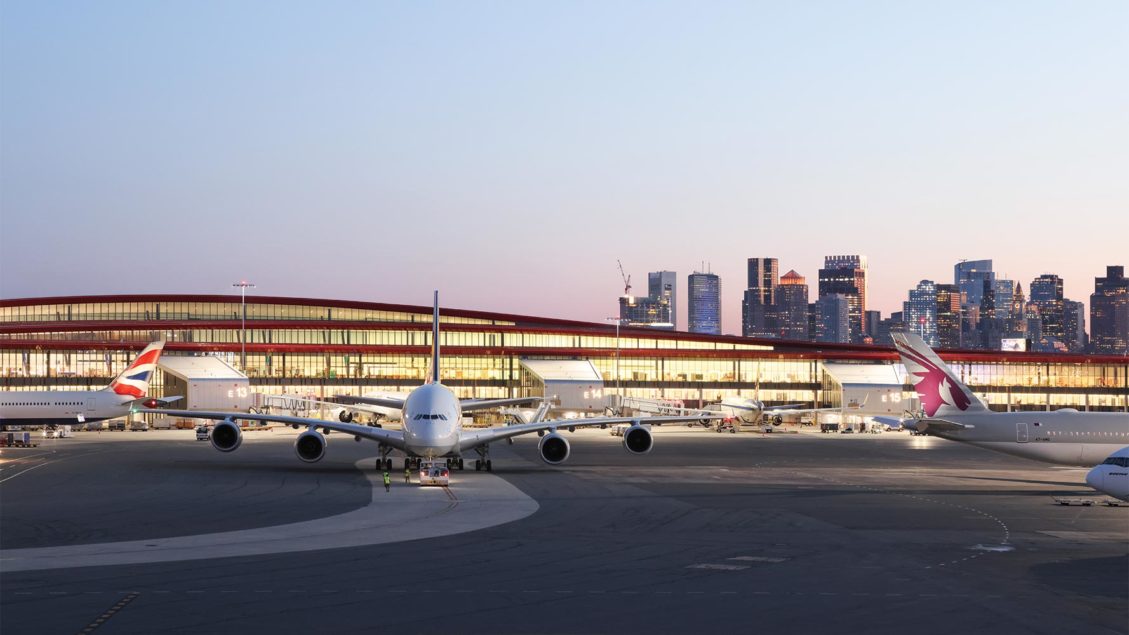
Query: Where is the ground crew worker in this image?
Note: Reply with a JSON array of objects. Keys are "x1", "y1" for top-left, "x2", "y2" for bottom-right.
[
  {"x1": 404, "y1": 465, "x2": 411, "y2": 484},
  {"x1": 382, "y1": 471, "x2": 391, "y2": 492}
]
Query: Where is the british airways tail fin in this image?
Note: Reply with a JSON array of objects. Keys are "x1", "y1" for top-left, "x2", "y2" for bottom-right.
[
  {"x1": 430, "y1": 291, "x2": 441, "y2": 384},
  {"x1": 106, "y1": 341, "x2": 165, "y2": 398},
  {"x1": 892, "y1": 332, "x2": 988, "y2": 417}
]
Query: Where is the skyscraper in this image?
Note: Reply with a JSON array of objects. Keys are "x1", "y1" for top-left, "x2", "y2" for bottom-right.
[
  {"x1": 1030, "y1": 274, "x2": 1065, "y2": 343},
  {"x1": 814, "y1": 294, "x2": 850, "y2": 344},
  {"x1": 687, "y1": 271, "x2": 721, "y2": 335},
  {"x1": 1090, "y1": 265, "x2": 1129, "y2": 354},
  {"x1": 818, "y1": 255, "x2": 867, "y2": 343},
  {"x1": 903, "y1": 280, "x2": 938, "y2": 346},
  {"x1": 648, "y1": 271, "x2": 677, "y2": 330},
  {"x1": 935, "y1": 283, "x2": 962, "y2": 349},
  {"x1": 954, "y1": 260, "x2": 995, "y2": 310},
  {"x1": 1063, "y1": 300, "x2": 1087, "y2": 352},
  {"x1": 742, "y1": 258, "x2": 778, "y2": 337},
  {"x1": 776, "y1": 270, "x2": 810, "y2": 341},
  {"x1": 618, "y1": 270, "x2": 676, "y2": 330}
]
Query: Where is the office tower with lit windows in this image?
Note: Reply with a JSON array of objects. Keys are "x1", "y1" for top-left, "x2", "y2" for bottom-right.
[
  {"x1": 935, "y1": 283, "x2": 962, "y2": 349},
  {"x1": 1090, "y1": 265, "x2": 1129, "y2": 354},
  {"x1": 742, "y1": 258, "x2": 778, "y2": 337},
  {"x1": 687, "y1": 271, "x2": 721, "y2": 335},
  {"x1": 818, "y1": 255, "x2": 867, "y2": 343},
  {"x1": 776, "y1": 270, "x2": 810, "y2": 340},
  {"x1": 955, "y1": 260, "x2": 995, "y2": 309},
  {"x1": 1030, "y1": 274, "x2": 1065, "y2": 343},
  {"x1": 864, "y1": 310, "x2": 881, "y2": 343},
  {"x1": 1063, "y1": 300, "x2": 1087, "y2": 352},
  {"x1": 815, "y1": 294, "x2": 850, "y2": 343},
  {"x1": 903, "y1": 280, "x2": 938, "y2": 346},
  {"x1": 648, "y1": 271, "x2": 678, "y2": 330}
]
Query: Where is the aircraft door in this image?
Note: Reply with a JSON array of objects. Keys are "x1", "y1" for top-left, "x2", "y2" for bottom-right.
[{"x1": 1016, "y1": 422, "x2": 1029, "y2": 443}]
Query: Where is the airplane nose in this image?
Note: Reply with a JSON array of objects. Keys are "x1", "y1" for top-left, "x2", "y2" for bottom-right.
[{"x1": 1085, "y1": 468, "x2": 1101, "y2": 490}]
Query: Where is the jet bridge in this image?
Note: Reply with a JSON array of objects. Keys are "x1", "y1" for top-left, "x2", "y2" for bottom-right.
[
  {"x1": 158, "y1": 355, "x2": 251, "y2": 411},
  {"x1": 821, "y1": 362, "x2": 918, "y2": 420},
  {"x1": 518, "y1": 359, "x2": 605, "y2": 417}
]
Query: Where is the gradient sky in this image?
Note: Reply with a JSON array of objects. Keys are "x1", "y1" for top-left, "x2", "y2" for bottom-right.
[{"x1": 2, "y1": 1, "x2": 1126, "y2": 333}]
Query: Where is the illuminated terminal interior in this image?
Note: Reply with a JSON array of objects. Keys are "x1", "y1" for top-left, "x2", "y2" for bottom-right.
[{"x1": 1, "y1": 295, "x2": 1127, "y2": 413}]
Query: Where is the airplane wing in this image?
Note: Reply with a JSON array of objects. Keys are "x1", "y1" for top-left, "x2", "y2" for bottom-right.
[
  {"x1": 459, "y1": 414, "x2": 723, "y2": 452},
  {"x1": 914, "y1": 418, "x2": 974, "y2": 433},
  {"x1": 132, "y1": 395, "x2": 184, "y2": 407},
  {"x1": 871, "y1": 416, "x2": 906, "y2": 429},
  {"x1": 274, "y1": 396, "x2": 388, "y2": 419},
  {"x1": 334, "y1": 395, "x2": 406, "y2": 410},
  {"x1": 136, "y1": 408, "x2": 410, "y2": 451},
  {"x1": 458, "y1": 397, "x2": 543, "y2": 412}
]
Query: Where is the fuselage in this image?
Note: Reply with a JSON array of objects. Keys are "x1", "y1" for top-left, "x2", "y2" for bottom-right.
[
  {"x1": 715, "y1": 398, "x2": 762, "y2": 424},
  {"x1": 927, "y1": 410, "x2": 1129, "y2": 466},
  {"x1": 1085, "y1": 446, "x2": 1129, "y2": 501},
  {"x1": 400, "y1": 383, "x2": 462, "y2": 458},
  {"x1": 0, "y1": 389, "x2": 132, "y2": 426}
]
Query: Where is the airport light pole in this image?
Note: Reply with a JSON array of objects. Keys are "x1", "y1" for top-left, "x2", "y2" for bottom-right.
[
  {"x1": 605, "y1": 317, "x2": 626, "y2": 398},
  {"x1": 233, "y1": 280, "x2": 256, "y2": 370}
]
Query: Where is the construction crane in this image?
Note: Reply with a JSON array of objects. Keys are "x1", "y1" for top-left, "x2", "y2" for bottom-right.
[{"x1": 617, "y1": 260, "x2": 632, "y2": 296}]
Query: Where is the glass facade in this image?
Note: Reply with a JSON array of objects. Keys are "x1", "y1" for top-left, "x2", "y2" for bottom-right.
[
  {"x1": 687, "y1": 272, "x2": 721, "y2": 335},
  {"x1": 2, "y1": 295, "x2": 1126, "y2": 412}
]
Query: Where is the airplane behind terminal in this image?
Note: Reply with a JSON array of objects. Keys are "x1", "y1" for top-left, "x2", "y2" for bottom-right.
[
  {"x1": 620, "y1": 395, "x2": 842, "y2": 432},
  {"x1": 143, "y1": 292, "x2": 722, "y2": 472},
  {"x1": 891, "y1": 332, "x2": 1129, "y2": 467},
  {"x1": 1085, "y1": 446, "x2": 1129, "y2": 501},
  {"x1": 0, "y1": 341, "x2": 178, "y2": 427}
]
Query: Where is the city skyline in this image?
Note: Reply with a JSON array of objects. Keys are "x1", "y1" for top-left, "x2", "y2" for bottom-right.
[{"x1": 2, "y1": 2, "x2": 1126, "y2": 334}]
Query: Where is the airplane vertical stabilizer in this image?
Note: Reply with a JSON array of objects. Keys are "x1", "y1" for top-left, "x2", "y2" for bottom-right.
[
  {"x1": 430, "y1": 291, "x2": 441, "y2": 384},
  {"x1": 106, "y1": 341, "x2": 166, "y2": 398},
  {"x1": 892, "y1": 332, "x2": 988, "y2": 418}
]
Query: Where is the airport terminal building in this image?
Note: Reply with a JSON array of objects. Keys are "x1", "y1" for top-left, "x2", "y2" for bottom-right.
[{"x1": 1, "y1": 294, "x2": 1127, "y2": 416}]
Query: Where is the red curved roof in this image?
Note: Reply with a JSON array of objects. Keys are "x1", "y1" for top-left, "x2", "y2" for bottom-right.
[{"x1": 1, "y1": 294, "x2": 1126, "y2": 364}]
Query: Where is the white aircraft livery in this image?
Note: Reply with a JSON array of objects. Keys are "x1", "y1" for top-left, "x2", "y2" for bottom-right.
[
  {"x1": 1085, "y1": 446, "x2": 1129, "y2": 501},
  {"x1": 892, "y1": 332, "x2": 1129, "y2": 467},
  {"x1": 0, "y1": 341, "x2": 171, "y2": 426},
  {"x1": 143, "y1": 292, "x2": 721, "y2": 472}
]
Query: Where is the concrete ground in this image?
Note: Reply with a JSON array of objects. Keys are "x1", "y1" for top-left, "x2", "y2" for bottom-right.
[{"x1": 1, "y1": 426, "x2": 1125, "y2": 634}]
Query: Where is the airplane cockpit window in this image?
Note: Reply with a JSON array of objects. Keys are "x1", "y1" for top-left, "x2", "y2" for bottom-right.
[{"x1": 1101, "y1": 457, "x2": 1129, "y2": 468}]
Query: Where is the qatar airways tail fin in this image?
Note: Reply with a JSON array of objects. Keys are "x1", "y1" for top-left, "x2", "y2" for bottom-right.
[
  {"x1": 429, "y1": 291, "x2": 441, "y2": 384},
  {"x1": 106, "y1": 341, "x2": 165, "y2": 398},
  {"x1": 892, "y1": 332, "x2": 988, "y2": 418}
]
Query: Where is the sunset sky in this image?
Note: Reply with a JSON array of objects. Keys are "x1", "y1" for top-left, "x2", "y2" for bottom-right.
[{"x1": 2, "y1": 2, "x2": 1126, "y2": 333}]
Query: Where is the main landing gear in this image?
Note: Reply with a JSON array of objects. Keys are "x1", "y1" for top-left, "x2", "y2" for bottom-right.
[
  {"x1": 376, "y1": 444, "x2": 393, "y2": 471},
  {"x1": 473, "y1": 445, "x2": 493, "y2": 472}
]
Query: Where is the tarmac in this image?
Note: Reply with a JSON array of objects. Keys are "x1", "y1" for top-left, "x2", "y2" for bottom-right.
[{"x1": 1, "y1": 426, "x2": 1126, "y2": 634}]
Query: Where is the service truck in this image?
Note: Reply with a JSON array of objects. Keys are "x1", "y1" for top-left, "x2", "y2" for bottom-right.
[{"x1": 418, "y1": 459, "x2": 450, "y2": 486}]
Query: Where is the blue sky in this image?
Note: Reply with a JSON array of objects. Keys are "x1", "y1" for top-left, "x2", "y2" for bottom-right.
[{"x1": 2, "y1": 1, "x2": 1126, "y2": 333}]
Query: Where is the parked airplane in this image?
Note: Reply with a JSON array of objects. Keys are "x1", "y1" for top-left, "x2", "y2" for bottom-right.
[
  {"x1": 142, "y1": 293, "x2": 721, "y2": 472},
  {"x1": 329, "y1": 393, "x2": 542, "y2": 424},
  {"x1": 0, "y1": 342, "x2": 177, "y2": 427},
  {"x1": 891, "y1": 332, "x2": 1129, "y2": 466},
  {"x1": 620, "y1": 395, "x2": 840, "y2": 432},
  {"x1": 1085, "y1": 446, "x2": 1129, "y2": 501}
]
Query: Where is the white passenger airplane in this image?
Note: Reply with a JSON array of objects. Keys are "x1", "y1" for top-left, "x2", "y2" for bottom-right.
[
  {"x1": 0, "y1": 342, "x2": 175, "y2": 427},
  {"x1": 322, "y1": 392, "x2": 541, "y2": 425},
  {"x1": 1085, "y1": 447, "x2": 1129, "y2": 501},
  {"x1": 621, "y1": 395, "x2": 840, "y2": 432},
  {"x1": 142, "y1": 293, "x2": 721, "y2": 472},
  {"x1": 891, "y1": 332, "x2": 1129, "y2": 466}
]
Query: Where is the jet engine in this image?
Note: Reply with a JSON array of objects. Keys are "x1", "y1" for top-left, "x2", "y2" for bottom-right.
[
  {"x1": 622, "y1": 425, "x2": 653, "y2": 455},
  {"x1": 538, "y1": 432, "x2": 571, "y2": 465},
  {"x1": 210, "y1": 419, "x2": 243, "y2": 452},
  {"x1": 338, "y1": 410, "x2": 354, "y2": 423},
  {"x1": 295, "y1": 429, "x2": 327, "y2": 463}
]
